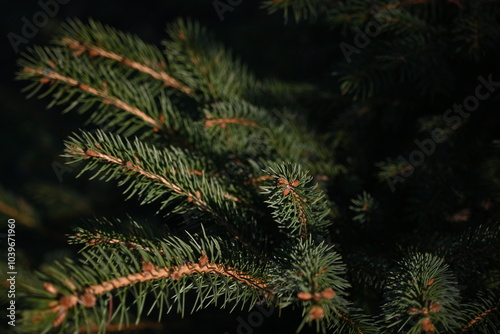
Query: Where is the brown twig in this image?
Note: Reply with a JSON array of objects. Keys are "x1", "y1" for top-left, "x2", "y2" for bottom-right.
[
  {"x1": 73, "y1": 232, "x2": 157, "y2": 254},
  {"x1": 60, "y1": 37, "x2": 193, "y2": 94},
  {"x1": 23, "y1": 67, "x2": 162, "y2": 129},
  {"x1": 461, "y1": 306, "x2": 499, "y2": 331},
  {"x1": 84, "y1": 262, "x2": 267, "y2": 295},
  {"x1": 39, "y1": 252, "x2": 269, "y2": 327},
  {"x1": 68, "y1": 146, "x2": 206, "y2": 208}
]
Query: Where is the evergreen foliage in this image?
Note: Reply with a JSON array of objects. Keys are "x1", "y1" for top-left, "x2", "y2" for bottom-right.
[{"x1": 13, "y1": 1, "x2": 500, "y2": 332}]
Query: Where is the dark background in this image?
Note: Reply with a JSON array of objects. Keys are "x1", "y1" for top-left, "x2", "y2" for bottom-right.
[{"x1": 0, "y1": 1, "x2": 337, "y2": 333}]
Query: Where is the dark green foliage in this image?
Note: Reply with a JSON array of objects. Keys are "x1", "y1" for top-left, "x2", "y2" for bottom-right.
[
  {"x1": 262, "y1": 163, "x2": 332, "y2": 237},
  {"x1": 21, "y1": 219, "x2": 269, "y2": 333},
  {"x1": 382, "y1": 253, "x2": 461, "y2": 333},
  {"x1": 349, "y1": 191, "x2": 378, "y2": 224},
  {"x1": 12, "y1": 1, "x2": 500, "y2": 333},
  {"x1": 163, "y1": 18, "x2": 258, "y2": 101}
]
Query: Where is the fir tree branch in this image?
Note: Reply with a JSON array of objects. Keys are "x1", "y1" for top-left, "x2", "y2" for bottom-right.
[
  {"x1": 22, "y1": 66, "x2": 162, "y2": 129},
  {"x1": 60, "y1": 37, "x2": 193, "y2": 94},
  {"x1": 74, "y1": 232, "x2": 152, "y2": 252},
  {"x1": 383, "y1": 253, "x2": 462, "y2": 333},
  {"x1": 461, "y1": 306, "x2": 499, "y2": 332},
  {"x1": 262, "y1": 163, "x2": 332, "y2": 238},
  {"x1": 36, "y1": 253, "x2": 269, "y2": 327},
  {"x1": 277, "y1": 176, "x2": 309, "y2": 238},
  {"x1": 13, "y1": 10, "x2": 500, "y2": 334},
  {"x1": 65, "y1": 144, "x2": 233, "y2": 209},
  {"x1": 83, "y1": 261, "x2": 268, "y2": 296},
  {"x1": 71, "y1": 146, "x2": 240, "y2": 204},
  {"x1": 337, "y1": 311, "x2": 365, "y2": 334},
  {"x1": 332, "y1": 0, "x2": 490, "y2": 23},
  {"x1": 64, "y1": 133, "x2": 258, "y2": 249},
  {"x1": 164, "y1": 18, "x2": 258, "y2": 101}
]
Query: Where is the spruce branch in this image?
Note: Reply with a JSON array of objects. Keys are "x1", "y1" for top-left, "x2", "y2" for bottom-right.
[
  {"x1": 269, "y1": 238, "x2": 377, "y2": 333},
  {"x1": 433, "y1": 223, "x2": 500, "y2": 285},
  {"x1": 262, "y1": 163, "x2": 332, "y2": 238},
  {"x1": 22, "y1": 66, "x2": 162, "y2": 129},
  {"x1": 197, "y1": 100, "x2": 277, "y2": 159},
  {"x1": 64, "y1": 130, "x2": 224, "y2": 209},
  {"x1": 56, "y1": 18, "x2": 193, "y2": 94},
  {"x1": 22, "y1": 226, "x2": 273, "y2": 332},
  {"x1": 462, "y1": 306, "x2": 499, "y2": 332},
  {"x1": 164, "y1": 18, "x2": 258, "y2": 101},
  {"x1": 31, "y1": 257, "x2": 268, "y2": 329},
  {"x1": 458, "y1": 289, "x2": 500, "y2": 333},
  {"x1": 17, "y1": 46, "x2": 177, "y2": 139},
  {"x1": 65, "y1": 142, "x2": 205, "y2": 207},
  {"x1": 68, "y1": 218, "x2": 271, "y2": 293},
  {"x1": 59, "y1": 37, "x2": 193, "y2": 94},
  {"x1": 63, "y1": 130, "x2": 266, "y2": 251},
  {"x1": 382, "y1": 253, "x2": 462, "y2": 333}
]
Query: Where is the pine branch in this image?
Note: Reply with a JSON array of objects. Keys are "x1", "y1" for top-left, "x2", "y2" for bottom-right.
[
  {"x1": 22, "y1": 66, "x2": 162, "y2": 129},
  {"x1": 56, "y1": 19, "x2": 193, "y2": 94},
  {"x1": 60, "y1": 37, "x2": 193, "y2": 94},
  {"x1": 163, "y1": 18, "x2": 259, "y2": 101},
  {"x1": 63, "y1": 130, "x2": 260, "y2": 247},
  {"x1": 22, "y1": 226, "x2": 273, "y2": 332},
  {"x1": 462, "y1": 306, "x2": 499, "y2": 332},
  {"x1": 268, "y1": 238, "x2": 377, "y2": 333},
  {"x1": 460, "y1": 289, "x2": 500, "y2": 333},
  {"x1": 17, "y1": 46, "x2": 176, "y2": 139},
  {"x1": 382, "y1": 253, "x2": 462, "y2": 333},
  {"x1": 262, "y1": 163, "x2": 332, "y2": 238}
]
